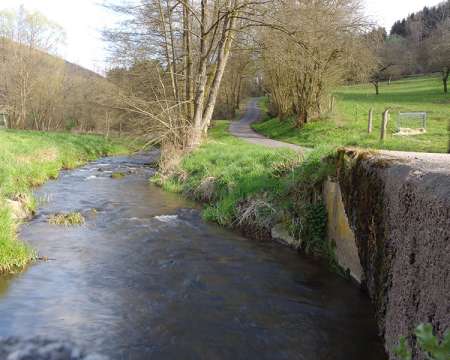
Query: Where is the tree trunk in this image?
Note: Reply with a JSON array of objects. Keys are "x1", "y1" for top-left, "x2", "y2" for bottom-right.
[
  {"x1": 202, "y1": 14, "x2": 236, "y2": 133},
  {"x1": 443, "y1": 69, "x2": 449, "y2": 94},
  {"x1": 187, "y1": 0, "x2": 209, "y2": 149},
  {"x1": 296, "y1": 110, "x2": 308, "y2": 128},
  {"x1": 374, "y1": 81, "x2": 379, "y2": 96},
  {"x1": 158, "y1": 0, "x2": 178, "y2": 102},
  {"x1": 183, "y1": 3, "x2": 194, "y2": 121}
]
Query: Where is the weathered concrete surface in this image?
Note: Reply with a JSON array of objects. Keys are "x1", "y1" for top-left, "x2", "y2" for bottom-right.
[
  {"x1": 0, "y1": 337, "x2": 108, "y2": 360},
  {"x1": 337, "y1": 148, "x2": 450, "y2": 360},
  {"x1": 323, "y1": 179, "x2": 363, "y2": 282}
]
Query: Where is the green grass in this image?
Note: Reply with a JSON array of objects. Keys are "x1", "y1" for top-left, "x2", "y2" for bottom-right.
[
  {"x1": 0, "y1": 129, "x2": 133, "y2": 273},
  {"x1": 155, "y1": 121, "x2": 337, "y2": 262},
  {"x1": 253, "y1": 75, "x2": 449, "y2": 153},
  {"x1": 156, "y1": 121, "x2": 300, "y2": 225}
]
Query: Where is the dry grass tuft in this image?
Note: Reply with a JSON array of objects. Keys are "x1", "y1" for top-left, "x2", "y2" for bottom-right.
[
  {"x1": 194, "y1": 176, "x2": 217, "y2": 202},
  {"x1": 48, "y1": 212, "x2": 85, "y2": 226},
  {"x1": 236, "y1": 195, "x2": 276, "y2": 229},
  {"x1": 271, "y1": 155, "x2": 304, "y2": 177}
]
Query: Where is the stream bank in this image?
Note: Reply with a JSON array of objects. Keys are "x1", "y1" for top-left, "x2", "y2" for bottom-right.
[
  {"x1": 160, "y1": 115, "x2": 449, "y2": 359},
  {"x1": 0, "y1": 130, "x2": 133, "y2": 274},
  {"x1": 230, "y1": 98, "x2": 449, "y2": 359},
  {"x1": 0, "y1": 150, "x2": 385, "y2": 359}
]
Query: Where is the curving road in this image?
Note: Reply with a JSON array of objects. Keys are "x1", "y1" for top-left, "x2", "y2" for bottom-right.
[{"x1": 229, "y1": 98, "x2": 305, "y2": 152}]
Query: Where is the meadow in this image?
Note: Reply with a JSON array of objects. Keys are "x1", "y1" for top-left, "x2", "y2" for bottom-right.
[
  {"x1": 253, "y1": 75, "x2": 449, "y2": 153},
  {"x1": 0, "y1": 130, "x2": 133, "y2": 273}
]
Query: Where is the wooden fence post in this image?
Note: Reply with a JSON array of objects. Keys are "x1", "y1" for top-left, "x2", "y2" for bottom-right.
[
  {"x1": 329, "y1": 96, "x2": 335, "y2": 113},
  {"x1": 368, "y1": 108, "x2": 373, "y2": 133},
  {"x1": 380, "y1": 109, "x2": 390, "y2": 141}
]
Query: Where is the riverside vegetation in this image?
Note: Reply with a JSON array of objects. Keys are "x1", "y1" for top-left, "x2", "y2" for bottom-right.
[
  {"x1": 154, "y1": 107, "x2": 449, "y2": 360},
  {"x1": 0, "y1": 130, "x2": 132, "y2": 273},
  {"x1": 154, "y1": 121, "x2": 338, "y2": 267},
  {"x1": 254, "y1": 76, "x2": 449, "y2": 153}
]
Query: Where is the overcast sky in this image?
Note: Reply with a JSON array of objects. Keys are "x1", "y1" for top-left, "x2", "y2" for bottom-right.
[{"x1": 0, "y1": 0, "x2": 445, "y2": 72}]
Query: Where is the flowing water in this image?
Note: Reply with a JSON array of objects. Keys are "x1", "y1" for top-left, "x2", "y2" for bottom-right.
[{"x1": 0, "y1": 152, "x2": 386, "y2": 359}]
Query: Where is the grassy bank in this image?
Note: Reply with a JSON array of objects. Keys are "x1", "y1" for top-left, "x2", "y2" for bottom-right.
[
  {"x1": 0, "y1": 129, "x2": 133, "y2": 273},
  {"x1": 254, "y1": 76, "x2": 449, "y2": 153},
  {"x1": 155, "y1": 121, "x2": 337, "y2": 264}
]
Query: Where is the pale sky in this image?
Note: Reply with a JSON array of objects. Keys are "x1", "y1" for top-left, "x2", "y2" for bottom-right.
[{"x1": 0, "y1": 0, "x2": 445, "y2": 72}]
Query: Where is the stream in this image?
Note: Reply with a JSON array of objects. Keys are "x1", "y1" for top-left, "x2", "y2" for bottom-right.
[{"x1": 0, "y1": 152, "x2": 386, "y2": 359}]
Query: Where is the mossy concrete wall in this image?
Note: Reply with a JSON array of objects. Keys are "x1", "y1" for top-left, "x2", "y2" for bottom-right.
[
  {"x1": 332, "y1": 148, "x2": 450, "y2": 360},
  {"x1": 323, "y1": 179, "x2": 362, "y2": 282}
]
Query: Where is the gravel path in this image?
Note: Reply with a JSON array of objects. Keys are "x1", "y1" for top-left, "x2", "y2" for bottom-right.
[
  {"x1": 229, "y1": 98, "x2": 306, "y2": 152},
  {"x1": 229, "y1": 98, "x2": 450, "y2": 169}
]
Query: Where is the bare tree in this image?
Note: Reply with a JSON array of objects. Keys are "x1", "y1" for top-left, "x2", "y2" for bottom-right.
[
  {"x1": 428, "y1": 19, "x2": 450, "y2": 93},
  {"x1": 0, "y1": 7, "x2": 65, "y2": 129},
  {"x1": 261, "y1": 0, "x2": 370, "y2": 126},
  {"x1": 104, "y1": 0, "x2": 288, "y2": 154}
]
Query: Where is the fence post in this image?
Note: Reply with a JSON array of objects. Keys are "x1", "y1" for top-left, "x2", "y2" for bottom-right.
[
  {"x1": 368, "y1": 108, "x2": 373, "y2": 133},
  {"x1": 329, "y1": 96, "x2": 335, "y2": 113},
  {"x1": 380, "y1": 109, "x2": 390, "y2": 141}
]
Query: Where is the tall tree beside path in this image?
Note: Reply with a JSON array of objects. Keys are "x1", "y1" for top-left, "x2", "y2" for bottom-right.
[
  {"x1": 105, "y1": 0, "x2": 270, "y2": 152},
  {"x1": 428, "y1": 19, "x2": 450, "y2": 93},
  {"x1": 260, "y1": 0, "x2": 371, "y2": 126}
]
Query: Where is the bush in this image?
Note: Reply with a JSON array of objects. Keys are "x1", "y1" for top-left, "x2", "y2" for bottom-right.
[{"x1": 394, "y1": 323, "x2": 450, "y2": 360}]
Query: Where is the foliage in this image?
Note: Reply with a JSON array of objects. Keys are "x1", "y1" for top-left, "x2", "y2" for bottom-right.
[
  {"x1": 390, "y1": 1, "x2": 450, "y2": 38},
  {"x1": 285, "y1": 144, "x2": 336, "y2": 258},
  {"x1": 260, "y1": 0, "x2": 371, "y2": 125},
  {"x1": 394, "y1": 323, "x2": 450, "y2": 360},
  {"x1": 0, "y1": 129, "x2": 132, "y2": 273},
  {"x1": 394, "y1": 336, "x2": 413, "y2": 360},
  {"x1": 0, "y1": 6, "x2": 123, "y2": 133},
  {"x1": 105, "y1": 0, "x2": 268, "y2": 151},
  {"x1": 0, "y1": 205, "x2": 31, "y2": 274},
  {"x1": 156, "y1": 120, "x2": 337, "y2": 264},
  {"x1": 253, "y1": 76, "x2": 449, "y2": 153},
  {"x1": 379, "y1": 1, "x2": 450, "y2": 93}
]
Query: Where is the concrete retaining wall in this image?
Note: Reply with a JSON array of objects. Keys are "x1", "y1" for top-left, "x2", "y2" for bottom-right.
[
  {"x1": 325, "y1": 148, "x2": 450, "y2": 360},
  {"x1": 323, "y1": 179, "x2": 362, "y2": 282}
]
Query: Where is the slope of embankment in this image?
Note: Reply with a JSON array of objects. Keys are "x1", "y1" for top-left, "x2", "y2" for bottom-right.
[
  {"x1": 158, "y1": 117, "x2": 449, "y2": 359},
  {"x1": 0, "y1": 130, "x2": 132, "y2": 273}
]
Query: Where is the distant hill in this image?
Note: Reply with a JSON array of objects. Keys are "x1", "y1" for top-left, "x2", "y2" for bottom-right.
[
  {"x1": 63, "y1": 59, "x2": 104, "y2": 80},
  {"x1": 0, "y1": 37, "x2": 114, "y2": 131},
  {"x1": 390, "y1": 0, "x2": 450, "y2": 38}
]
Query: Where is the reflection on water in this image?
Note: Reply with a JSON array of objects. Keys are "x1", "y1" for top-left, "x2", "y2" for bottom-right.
[{"x1": 0, "y1": 152, "x2": 386, "y2": 359}]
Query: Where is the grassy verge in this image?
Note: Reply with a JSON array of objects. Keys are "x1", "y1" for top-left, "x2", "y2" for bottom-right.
[
  {"x1": 0, "y1": 129, "x2": 133, "y2": 273},
  {"x1": 154, "y1": 121, "x2": 338, "y2": 265},
  {"x1": 253, "y1": 76, "x2": 449, "y2": 153}
]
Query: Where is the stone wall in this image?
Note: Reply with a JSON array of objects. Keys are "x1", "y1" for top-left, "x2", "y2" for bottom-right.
[{"x1": 332, "y1": 148, "x2": 450, "y2": 359}]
